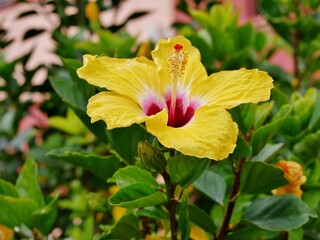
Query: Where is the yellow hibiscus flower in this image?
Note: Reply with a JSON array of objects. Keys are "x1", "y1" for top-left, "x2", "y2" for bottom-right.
[{"x1": 77, "y1": 36, "x2": 273, "y2": 160}]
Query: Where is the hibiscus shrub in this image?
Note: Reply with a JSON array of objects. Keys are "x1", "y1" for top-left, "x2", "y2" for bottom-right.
[{"x1": 0, "y1": 1, "x2": 319, "y2": 240}]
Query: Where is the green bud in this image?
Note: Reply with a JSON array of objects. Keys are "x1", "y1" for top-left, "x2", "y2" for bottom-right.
[{"x1": 137, "y1": 141, "x2": 166, "y2": 173}]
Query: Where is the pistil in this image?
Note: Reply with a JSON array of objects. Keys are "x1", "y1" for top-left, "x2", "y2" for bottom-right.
[{"x1": 167, "y1": 44, "x2": 187, "y2": 126}]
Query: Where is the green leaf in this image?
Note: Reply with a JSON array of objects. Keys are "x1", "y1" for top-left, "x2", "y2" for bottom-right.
[
  {"x1": 137, "y1": 206, "x2": 168, "y2": 220},
  {"x1": 271, "y1": 88, "x2": 290, "y2": 113},
  {"x1": 101, "y1": 214, "x2": 141, "y2": 239},
  {"x1": 16, "y1": 158, "x2": 44, "y2": 208},
  {"x1": 251, "y1": 104, "x2": 292, "y2": 155},
  {"x1": 87, "y1": 192, "x2": 108, "y2": 212},
  {"x1": 230, "y1": 104, "x2": 256, "y2": 133},
  {"x1": 109, "y1": 183, "x2": 166, "y2": 208},
  {"x1": 29, "y1": 194, "x2": 58, "y2": 234},
  {"x1": 48, "y1": 108, "x2": 87, "y2": 135},
  {"x1": 240, "y1": 162, "x2": 288, "y2": 194},
  {"x1": 49, "y1": 76, "x2": 109, "y2": 143},
  {"x1": 0, "y1": 195, "x2": 38, "y2": 228},
  {"x1": 107, "y1": 124, "x2": 151, "y2": 165},
  {"x1": 308, "y1": 90, "x2": 320, "y2": 131},
  {"x1": 281, "y1": 115, "x2": 301, "y2": 136},
  {"x1": 193, "y1": 170, "x2": 226, "y2": 206},
  {"x1": 0, "y1": 179, "x2": 18, "y2": 198},
  {"x1": 231, "y1": 137, "x2": 250, "y2": 159},
  {"x1": 48, "y1": 148, "x2": 120, "y2": 181},
  {"x1": 302, "y1": 190, "x2": 320, "y2": 209},
  {"x1": 241, "y1": 195, "x2": 318, "y2": 231},
  {"x1": 179, "y1": 195, "x2": 190, "y2": 240},
  {"x1": 304, "y1": 159, "x2": 320, "y2": 186},
  {"x1": 254, "y1": 101, "x2": 274, "y2": 129},
  {"x1": 188, "y1": 204, "x2": 216, "y2": 232},
  {"x1": 293, "y1": 130, "x2": 320, "y2": 162},
  {"x1": 293, "y1": 88, "x2": 317, "y2": 126},
  {"x1": 108, "y1": 166, "x2": 159, "y2": 189},
  {"x1": 49, "y1": 76, "x2": 87, "y2": 111},
  {"x1": 288, "y1": 227, "x2": 303, "y2": 240},
  {"x1": 62, "y1": 58, "x2": 95, "y2": 100},
  {"x1": 167, "y1": 155, "x2": 210, "y2": 188},
  {"x1": 227, "y1": 226, "x2": 264, "y2": 240},
  {"x1": 72, "y1": 107, "x2": 109, "y2": 143},
  {"x1": 251, "y1": 143, "x2": 283, "y2": 162}
]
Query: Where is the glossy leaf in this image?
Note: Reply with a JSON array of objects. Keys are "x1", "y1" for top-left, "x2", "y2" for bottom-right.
[
  {"x1": 167, "y1": 155, "x2": 210, "y2": 188},
  {"x1": 48, "y1": 148, "x2": 120, "y2": 181},
  {"x1": 293, "y1": 130, "x2": 320, "y2": 162},
  {"x1": 193, "y1": 170, "x2": 226, "y2": 206},
  {"x1": 230, "y1": 103, "x2": 256, "y2": 133},
  {"x1": 240, "y1": 161, "x2": 288, "y2": 194},
  {"x1": 48, "y1": 108, "x2": 87, "y2": 135},
  {"x1": 254, "y1": 101, "x2": 274, "y2": 129},
  {"x1": 293, "y1": 88, "x2": 317, "y2": 126},
  {"x1": 304, "y1": 159, "x2": 320, "y2": 186},
  {"x1": 281, "y1": 115, "x2": 301, "y2": 136},
  {"x1": 29, "y1": 194, "x2": 58, "y2": 234},
  {"x1": 231, "y1": 137, "x2": 250, "y2": 159},
  {"x1": 72, "y1": 107, "x2": 109, "y2": 143},
  {"x1": 0, "y1": 195, "x2": 38, "y2": 228},
  {"x1": 137, "y1": 206, "x2": 168, "y2": 220},
  {"x1": 288, "y1": 228, "x2": 303, "y2": 240},
  {"x1": 0, "y1": 179, "x2": 18, "y2": 198},
  {"x1": 188, "y1": 204, "x2": 216, "y2": 232},
  {"x1": 308, "y1": 90, "x2": 320, "y2": 131},
  {"x1": 49, "y1": 76, "x2": 109, "y2": 143},
  {"x1": 251, "y1": 143, "x2": 283, "y2": 162},
  {"x1": 62, "y1": 58, "x2": 95, "y2": 100},
  {"x1": 49, "y1": 76, "x2": 86, "y2": 111},
  {"x1": 241, "y1": 195, "x2": 317, "y2": 231},
  {"x1": 227, "y1": 226, "x2": 264, "y2": 240},
  {"x1": 16, "y1": 158, "x2": 44, "y2": 208},
  {"x1": 109, "y1": 183, "x2": 166, "y2": 208},
  {"x1": 179, "y1": 195, "x2": 190, "y2": 240},
  {"x1": 107, "y1": 124, "x2": 151, "y2": 165},
  {"x1": 101, "y1": 214, "x2": 141, "y2": 239},
  {"x1": 251, "y1": 104, "x2": 291, "y2": 155},
  {"x1": 108, "y1": 165, "x2": 159, "y2": 189}
]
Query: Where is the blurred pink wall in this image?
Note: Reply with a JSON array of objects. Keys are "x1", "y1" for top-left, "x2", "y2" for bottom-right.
[
  {"x1": 0, "y1": 0, "x2": 294, "y2": 73},
  {"x1": 232, "y1": 0, "x2": 294, "y2": 73}
]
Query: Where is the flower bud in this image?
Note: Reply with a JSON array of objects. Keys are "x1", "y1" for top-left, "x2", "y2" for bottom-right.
[
  {"x1": 272, "y1": 160, "x2": 306, "y2": 198},
  {"x1": 0, "y1": 224, "x2": 14, "y2": 240},
  {"x1": 85, "y1": 0, "x2": 100, "y2": 22},
  {"x1": 137, "y1": 141, "x2": 166, "y2": 173}
]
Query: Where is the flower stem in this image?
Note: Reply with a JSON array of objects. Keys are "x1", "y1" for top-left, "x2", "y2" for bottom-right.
[
  {"x1": 216, "y1": 157, "x2": 246, "y2": 240},
  {"x1": 162, "y1": 170, "x2": 178, "y2": 240}
]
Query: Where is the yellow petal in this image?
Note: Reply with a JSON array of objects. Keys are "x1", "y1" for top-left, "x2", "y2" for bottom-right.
[
  {"x1": 192, "y1": 68, "x2": 273, "y2": 108},
  {"x1": 145, "y1": 107, "x2": 238, "y2": 160},
  {"x1": 77, "y1": 55, "x2": 166, "y2": 104},
  {"x1": 152, "y1": 35, "x2": 208, "y2": 92},
  {"x1": 87, "y1": 91, "x2": 148, "y2": 129}
]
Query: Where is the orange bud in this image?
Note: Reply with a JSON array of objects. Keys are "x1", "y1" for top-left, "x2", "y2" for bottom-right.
[
  {"x1": 0, "y1": 224, "x2": 14, "y2": 240},
  {"x1": 272, "y1": 160, "x2": 306, "y2": 198},
  {"x1": 85, "y1": 0, "x2": 100, "y2": 21}
]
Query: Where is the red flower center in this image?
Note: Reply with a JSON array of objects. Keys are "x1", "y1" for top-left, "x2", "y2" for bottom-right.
[{"x1": 144, "y1": 95, "x2": 196, "y2": 128}]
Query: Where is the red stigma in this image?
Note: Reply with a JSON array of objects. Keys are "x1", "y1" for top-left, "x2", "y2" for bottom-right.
[{"x1": 174, "y1": 44, "x2": 183, "y2": 52}]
